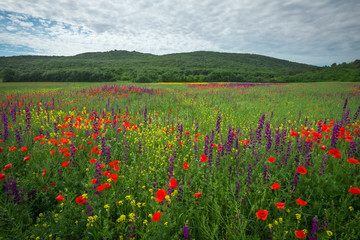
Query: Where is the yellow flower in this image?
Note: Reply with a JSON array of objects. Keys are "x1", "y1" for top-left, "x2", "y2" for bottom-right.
[
  {"x1": 268, "y1": 224, "x2": 273, "y2": 229},
  {"x1": 125, "y1": 195, "x2": 132, "y2": 201},
  {"x1": 295, "y1": 213, "x2": 301, "y2": 220},
  {"x1": 286, "y1": 209, "x2": 291, "y2": 213},
  {"x1": 274, "y1": 220, "x2": 278, "y2": 225},
  {"x1": 104, "y1": 204, "x2": 110, "y2": 209},
  {"x1": 82, "y1": 194, "x2": 88, "y2": 198},
  {"x1": 349, "y1": 206, "x2": 354, "y2": 211},
  {"x1": 279, "y1": 218, "x2": 283, "y2": 224},
  {"x1": 137, "y1": 202, "x2": 142, "y2": 208},
  {"x1": 117, "y1": 215, "x2": 126, "y2": 222},
  {"x1": 164, "y1": 222, "x2": 168, "y2": 226},
  {"x1": 39, "y1": 213, "x2": 43, "y2": 217},
  {"x1": 148, "y1": 214, "x2": 153, "y2": 218},
  {"x1": 326, "y1": 230, "x2": 333, "y2": 236},
  {"x1": 130, "y1": 200, "x2": 136, "y2": 206},
  {"x1": 118, "y1": 201, "x2": 123, "y2": 206},
  {"x1": 143, "y1": 220, "x2": 148, "y2": 225}
]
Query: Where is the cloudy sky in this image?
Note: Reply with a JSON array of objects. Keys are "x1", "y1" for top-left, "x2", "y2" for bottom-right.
[{"x1": 0, "y1": 0, "x2": 359, "y2": 65}]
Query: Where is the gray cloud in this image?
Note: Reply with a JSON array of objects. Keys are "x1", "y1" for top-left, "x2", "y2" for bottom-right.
[{"x1": 0, "y1": 0, "x2": 359, "y2": 65}]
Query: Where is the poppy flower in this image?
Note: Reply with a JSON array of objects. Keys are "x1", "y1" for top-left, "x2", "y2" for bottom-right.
[
  {"x1": 91, "y1": 179, "x2": 97, "y2": 184},
  {"x1": 156, "y1": 189, "x2": 167, "y2": 202},
  {"x1": 200, "y1": 154, "x2": 208, "y2": 162},
  {"x1": 268, "y1": 157, "x2": 276, "y2": 162},
  {"x1": 294, "y1": 230, "x2": 306, "y2": 238},
  {"x1": 63, "y1": 153, "x2": 71, "y2": 157},
  {"x1": 76, "y1": 195, "x2": 86, "y2": 204},
  {"x1": 61, "y1": 161, "x2": 70, "y2": 167},
  {"x1": 296, "y1": 199, "x2": 307, "y2": 205},
  {"x1": 4, "y1": 164, "x2": 12, "y2": 170},
  {"x1": 23, "y1": 156, "x2": 30, "y2": 161},
  {"x1": 41, "y1": 169, "x2": 46, "y2": 177},
  {"x1": 347, "y1": 158, "x2": 359, "y2": 164},
  {"x1": 169, "y1": 179, "x2": 178, "y2": 188},
  {"x1": 59, "y1": 148, "x2": 68, "y2": 153},
  {"x1": 320, "y1": 145, "x2": 327, "y2": 150},
  {"x1": 271, "y1": 183, "x2": 281, "y2": 190},
  {"x1": 0, "y1": 147, "x2": 4, "y2": 152},
  {"x1": 349, "y1": 187, "x2": 360, "y2": 194},
  {"x1": 50, "y1": 150, "x2": 55, "y2": 154},
  {"x1": 113, "y1": 164, "x2": 120, "y2": 171},
  {"x1": 89, "y1": 159, "x2": 97, "y2": 163},
  {"x1": 276, "y1": 202, "x2": 285, "y2": 209},
  {"x1": 55, "y1": 195, "x2": 65, "y2": 201},
  {"x1": 152, "y1": 212, "x2": 161, "y2": 221},
  {"x1": 256, "y1": 210, "x2": 268, "y2": 220},
  {"x1": 194, "y1": 192, "x2": 202, "y2": 198},
  {"x1": 0, "y1": 172, "x2": 5, "y2": 181},
  {"x1": 110, "y1": 173, "x2": 118, "y2": 182},
  {"x1": 21, "y1": 147, "x2": 28, "y2": 151},
  {"x1": 329, "y1": 149, "x2": 340, "y2": 155},
  {"x1": 297, "y1": 166, "x2": 307, "y2": 174},
  {"x1": 183, "y1": 162, "x2": 189, "y2": 170}
]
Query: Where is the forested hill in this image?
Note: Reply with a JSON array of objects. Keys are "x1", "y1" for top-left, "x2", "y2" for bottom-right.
[{"x1": 0, "y1": 50, "x2": 354, "y2": 83}]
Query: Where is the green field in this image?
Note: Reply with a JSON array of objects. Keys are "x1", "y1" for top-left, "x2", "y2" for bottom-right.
[{"x1": 0, "y1": 82, "x2": 359, "y2": 239}]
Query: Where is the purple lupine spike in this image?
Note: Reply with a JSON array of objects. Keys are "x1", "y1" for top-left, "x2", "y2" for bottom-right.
[
  {"x1": 265, "y1": 121, "x2": 272, "y2": 151},
  {"x1": 353, "y1": 105, "x2": 360, "y2": 121},
  {"x1": 319, "y1": 153, "x2": 327, "y2": 176},
  {"x1": 1, "y1": 113, "x2": 9, "y2": 141},
  {"x1": 309, "y1": 217, "x2": 319, "y2": 240},
  {"x1": 183, "y1": 222, "x2": 190, "y2": 240},
  {"x1": 342, "y1": 98, "x2": 348, "y2": 111},
  {"x1": 216, "y1": 113, "x2": 221, "y2": 134},
  {"x1": 291, "y1": 172, "x2": 300, "y2": 194}
]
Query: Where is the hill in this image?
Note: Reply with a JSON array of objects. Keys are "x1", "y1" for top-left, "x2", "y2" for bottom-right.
[{"x1": 0, "y1": 50, "x2": 348, "y2": 83}]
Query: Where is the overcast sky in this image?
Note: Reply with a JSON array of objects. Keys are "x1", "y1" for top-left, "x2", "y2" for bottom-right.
[{"x1": 0, "y1": 0, "x2": 359, "y2": 65}]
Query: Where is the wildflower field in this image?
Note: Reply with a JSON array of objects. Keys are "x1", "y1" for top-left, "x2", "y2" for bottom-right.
[{"x1": 0, "y1": 82, "x2": 359, "y2": 239}]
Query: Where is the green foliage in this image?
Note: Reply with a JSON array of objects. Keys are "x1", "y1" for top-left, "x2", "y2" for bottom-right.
[{"x1": 0, "y1": 50, "x2": 318, "y2": 83}]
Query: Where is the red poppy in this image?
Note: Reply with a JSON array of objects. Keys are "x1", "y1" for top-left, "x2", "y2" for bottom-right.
[
  {"x1": 349, "y1": 187, "x2": 360, "y2": 194},
  {"x1": 61, "y1": 161, "x2": 70, "y2": 167},
  {"x1": 0, "y1": 147, "x2": 3, "y2": 152},
  {"x1": 76, "y1": 195, "x2": 87, "y2": 204},
  {"x1": 347, "y1": 158, "x2": 359, "y2": 164},
  {"x1": 110, "y1": 173, "x2": 118, "y2": 182},
  {"x1": 333, "y1": 154, "x2": 342, "y2": 158},
  {"x1": 183, "y1": 162, "x2": 189, "y2": 170},
  {"x1": 55, "y1": 195, "x2": 65, "y2": 201},
  {"x1": 256, "y1": 210, "x2": 268, "y2": 220},
  {"x1": 63, "y1": 153, "x2": 71, "y2": 157},
  {"x1": 89, "y1": 159, "x2": 97, "y2": 163},
  {"x1": 23, "y1": 156, "x2": 30, "y2": 161},
  {"x1": 91, "y1": 179, "x2": 97, "y2": 184},
  {"x1": 60, "y1": 148, "x2": 68, "y2": 153},
  {"x1": 297, "y1": 166, "x2": 307, "y2": 174},
  {"x1": 152, "y1": 212, "x2": 161, "y2": 221},
  {"x1": 291, "y1": 131, "x2": 298, "y2": 137},
  {"x1": 113, "y1": 164, "x2": 120, "y2": 171},
  {"x1": 276, "y1": 202, "x2": 285, "y2": 209},
  {"x1": 21, "y1": 147, "x2": 28, "y2": 151},
  {"x1": 296, "y1": 198, "x2": 307, "y2": 205},
  {"x1": 329, "y1": 149, "x2": 340, "y2": 155},
  {"x1": 294, "y1": 230, "x2": 306, "y2": 238},
  {"x1": 200, "y1": 154, "x2": 208, "y2": 162},
  {"x1": 0, "y1": 172, "x2": 5, "y2": 181},
  {"x1": 320, "y1": 145, "x2": 327, "y2": 150},
  {"x1": 194, "y1": 192, "x2": 202, "y2": 198},
  {"x1": 4, "y1": 164, "x2": 12, "y2": 170},
  {"x1": 185, "y1": 132, "x2": 190, "y2": 135},
  {"x1": 50, "y1": 150, "x2": 55, "y2": 154},
  {"x1": 268, "y1": 157, "x2": 276, "y2": 162},
  {"x1": 41, "y1": 169, "x2": 46, "y2": 177},
  {"x1": 270, "y1": 183, "x2": 281, "y2": 190},
  {"x1": 156, "y1": 189, "x2": 167, "y2": 202},
  {"x1": 169, "y1": 179, "x2": 178, "y2": 188}
]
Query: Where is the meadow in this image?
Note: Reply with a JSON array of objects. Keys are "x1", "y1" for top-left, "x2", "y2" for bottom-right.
[{"x1": 0, "y1": 82, "x2": 359, "y2": 239}]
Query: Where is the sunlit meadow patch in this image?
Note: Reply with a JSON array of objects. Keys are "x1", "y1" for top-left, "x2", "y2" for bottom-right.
[{"x1": 0, "y1": 82, "x2": 359, "y2": 239}]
